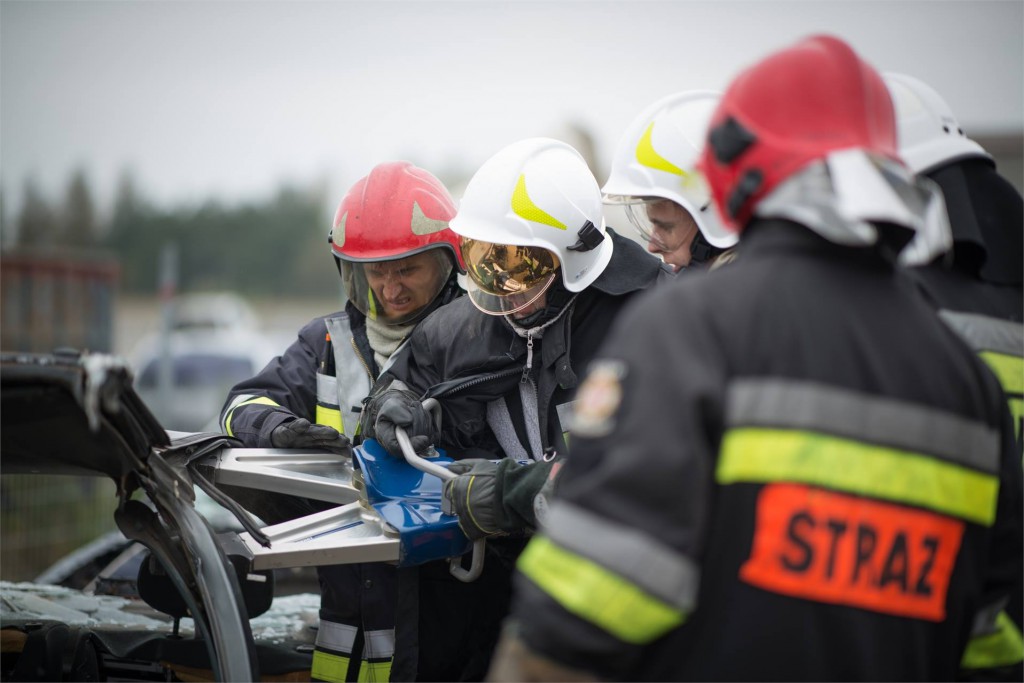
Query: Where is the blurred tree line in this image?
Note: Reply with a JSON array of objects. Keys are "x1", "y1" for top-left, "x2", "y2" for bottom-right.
[{"x1": 0, "y1": 169, "x2": 340, "y2": 296}]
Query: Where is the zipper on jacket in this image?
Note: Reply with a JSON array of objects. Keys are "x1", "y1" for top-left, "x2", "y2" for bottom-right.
[
  {"x1": 521, "y1": 331, "x2": 535, "y2": 384},
  {"x1": 349, "y1": 336, "x2": 376, "y2": 385},
  {"x1": 434, "y1": 366, "x2": 523, "y2": 398}
]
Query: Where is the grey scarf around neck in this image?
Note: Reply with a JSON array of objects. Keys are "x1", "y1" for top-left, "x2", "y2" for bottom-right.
[{"x1": 364, "y1": 316, "x2": 415, "y2": 370}]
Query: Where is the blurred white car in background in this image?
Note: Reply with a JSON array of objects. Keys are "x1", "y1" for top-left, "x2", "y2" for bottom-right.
[{"x1": 129, "y1": 292, "x2": 278, "y2": 433}]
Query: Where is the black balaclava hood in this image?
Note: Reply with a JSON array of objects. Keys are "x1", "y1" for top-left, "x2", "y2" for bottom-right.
[{"x1": 928, "y1": 158, "x2": 1023, "y2": 286}]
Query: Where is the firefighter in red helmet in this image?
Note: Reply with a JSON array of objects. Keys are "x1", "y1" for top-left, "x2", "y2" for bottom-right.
[
  {"x1": 219, "y1": 161, "x2": 464, "y2": 682},
  {"x1": 490, "y1": 35, "x2": 1023, "y2": 682}
]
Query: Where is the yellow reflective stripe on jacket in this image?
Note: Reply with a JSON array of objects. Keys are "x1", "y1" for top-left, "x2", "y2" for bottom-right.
[
  {"x1": 313, "y1": 620, "x2": 357, "y2": 682},
  {"x1": 356, "y1": 660, "x2": 391, "y2": 683},
  {"x1": 981, "y1": 351, "x2": 1024, "y2": 396},
  {"x1": 938, "y1": 310, "x2": 1023, "y2": 446},
  {"x1": 315, "y1": 404, "x2": 344, "y2": 433},
  {"x1": 545, "y1": 502, "x2": 699, "y2": 612},
  {"x1": 961, "y1": 611, "x2": 1024, "y2": 670},
  {"x1": 726, "y1": 379, "x2": 999, "y2": 474},
  {"x1": 980, "y1": 351, "x2": 1024, "y2": 442},
  {"x1": 224, "y1": 396, "x2": 281, "y2": 437},
  {"x1": 518, "y1": 535, "x2": 686, "y2": 645},
  {"x1": 311, "y1": 651, "x2": 351, "y2": 683},
  {"x1": 717, "y1": 427, "x2": 1000, "y2": 526},
  {"x1": 358, "y1": 627, "x2": 394, "y2": 682}
]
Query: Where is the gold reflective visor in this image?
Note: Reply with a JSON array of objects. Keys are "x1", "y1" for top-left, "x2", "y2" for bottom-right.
[{"x1": 459, "y1": 237, "x2": 560, "y2": 296}]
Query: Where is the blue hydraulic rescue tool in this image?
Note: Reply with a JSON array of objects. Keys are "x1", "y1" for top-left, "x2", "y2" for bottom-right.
[{"x1": 213, "y1": 399, "x2": 486, "y2": 582}]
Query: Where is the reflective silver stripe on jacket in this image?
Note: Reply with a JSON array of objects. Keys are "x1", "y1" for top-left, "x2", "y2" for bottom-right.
[
  {"x1": 939, "y1": 310, "x2": 1024, "y2": 356},
  {"x1": 555, "y1": 400, "x2": 576, "y2": 444},
  {"x1": 316, "y1": 619, "x2": 358, "y2": 654},
  {"x1": 325, "y1": 316, "x2": 373, "y2": 437},
  {"x1": 220, "y1": 392, "x2": 259, "y2": 433},
  {"x1": 317, "y1": 374, "x2": 341, "y2": 406},
  {"x1": 363, "y1": 628, "x2": 395, "y2": 659},
  {"x1": 970, "y1": 597, "x2": 1009, "y2": 637},
  {"x1": 726, "y1": 378, "x2": 1000, "y2": 474},
  {"x1": 545, "y1": 501, "x2": 700, "y2": 613}
]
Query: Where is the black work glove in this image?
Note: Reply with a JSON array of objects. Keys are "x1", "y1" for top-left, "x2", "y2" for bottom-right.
[
  {"x1": 270, "y1": 418, "x2": 351, "y2": 455},
  {"x1": 368, "y1": 391, "x2": 436, "y2": 456},
  {"x1": 443, "y1": 459, "x2": 507, "y2": 541},
  {"x1": 443, "y1": 457, "x2": 561, "y2": 541}
]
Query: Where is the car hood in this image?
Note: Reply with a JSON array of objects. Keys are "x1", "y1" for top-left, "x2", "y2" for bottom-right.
[
  {"x1": 1, "y1": 350, "x2": 262, "y2": 681},
  {"x1": 1, "y1": 351, "x2": 169, "y2": 479}
]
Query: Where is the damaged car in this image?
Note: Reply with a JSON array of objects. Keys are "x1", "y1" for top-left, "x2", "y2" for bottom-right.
[{"x1": 1, "y1": 349, "x2": 476, "y2": 681}]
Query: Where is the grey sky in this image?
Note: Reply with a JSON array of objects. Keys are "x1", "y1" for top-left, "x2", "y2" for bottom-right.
[{"x1": 2, "y1": 0, "x2": 1022, "y2": 219}]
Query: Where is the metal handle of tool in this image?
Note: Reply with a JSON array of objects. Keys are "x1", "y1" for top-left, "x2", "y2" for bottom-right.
[{"x1": 393, "y1": 398, "x2": 485, "y2": 583}]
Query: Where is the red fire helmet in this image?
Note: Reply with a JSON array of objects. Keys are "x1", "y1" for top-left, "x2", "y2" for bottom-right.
[
  {"x1": 699, "y1": 35, "x2": 899, "y2": 231},
  {"x1": 329, "y1": 161, "x2": 464, "y2": 271}
]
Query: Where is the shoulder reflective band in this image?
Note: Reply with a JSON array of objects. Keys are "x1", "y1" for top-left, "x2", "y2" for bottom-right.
[
  {"x1": 938, "y1": 310, "x2": 1024, "y2": 358},
  {"x1": 961, "y1": 611, "x2": 1024, "y2": 670},
  {"x1": 938, "y1": 309, "x2": 1024, "y2": 445},
  {"x1": 719, "y1": 379, "x2": 1001, "y2": 526},
  {"x1": 518, "y1": 535, "x2": 686, "y2": 645},
  {"x1": 980, "y1": 351, "x2": 1024, "y2": 396},
  {"x1": 979, "y1": 351, "x2": 1024, "y2": 444},
  {"x1": 222, "y1": 395, "x2": 281, "y2": 437},
  {"x1": 725, "y1": 379, "x2": 1000, "y2": 474},
  {"x1": 718, "y1": 428, "x2": 999, "y2": 526},
  {"x1": 544, "y1": 502, "x2": 699, "y2": 612}
]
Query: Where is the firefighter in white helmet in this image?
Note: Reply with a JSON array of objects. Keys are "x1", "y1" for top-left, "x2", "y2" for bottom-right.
[
  {"x1": 888, "y1": 72, "x2": 1024, "y2": 653},
  {"x1": 360, "y1": 137, "x2": 669, "y2": 681},
  {"x1": 887, "y1": 71, "x2": 1022, "y2": 443},
  {"x1": 603, "y1": 90, "x2": 738, "y2": 272}
]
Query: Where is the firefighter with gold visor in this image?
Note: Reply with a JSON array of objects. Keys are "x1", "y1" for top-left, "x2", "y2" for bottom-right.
[{"x1": 360, "y1": 137, "x2": 669, "y2": 681}]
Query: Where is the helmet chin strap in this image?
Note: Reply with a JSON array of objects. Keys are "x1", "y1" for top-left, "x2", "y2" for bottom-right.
[{"x1": 689, "y1": 230, "x2": 724, "y2": 264}]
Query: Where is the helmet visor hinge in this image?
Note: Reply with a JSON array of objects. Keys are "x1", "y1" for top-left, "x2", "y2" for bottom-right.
[
  {"x1": 689, "y1": 231, "x2": 720, "y2": 264},
  {"x1": 566, "y1": 221, "x2": 605, "y2": 252}
]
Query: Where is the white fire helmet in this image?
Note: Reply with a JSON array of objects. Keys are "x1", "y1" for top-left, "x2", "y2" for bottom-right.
[
  {"x1": 884, "y1": 72, "x2": 991, "y2": 175},
  {"x1": 603, "y1": 90, "x2": 737, "y2": 250},
  {"x1": 450, "y1": 138, "x2": 613, "y2": 316}
]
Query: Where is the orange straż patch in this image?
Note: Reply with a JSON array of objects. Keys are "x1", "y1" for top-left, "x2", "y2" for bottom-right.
[{"x1": 740, "y1": 483, "x2": 964, "y2": 622}]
